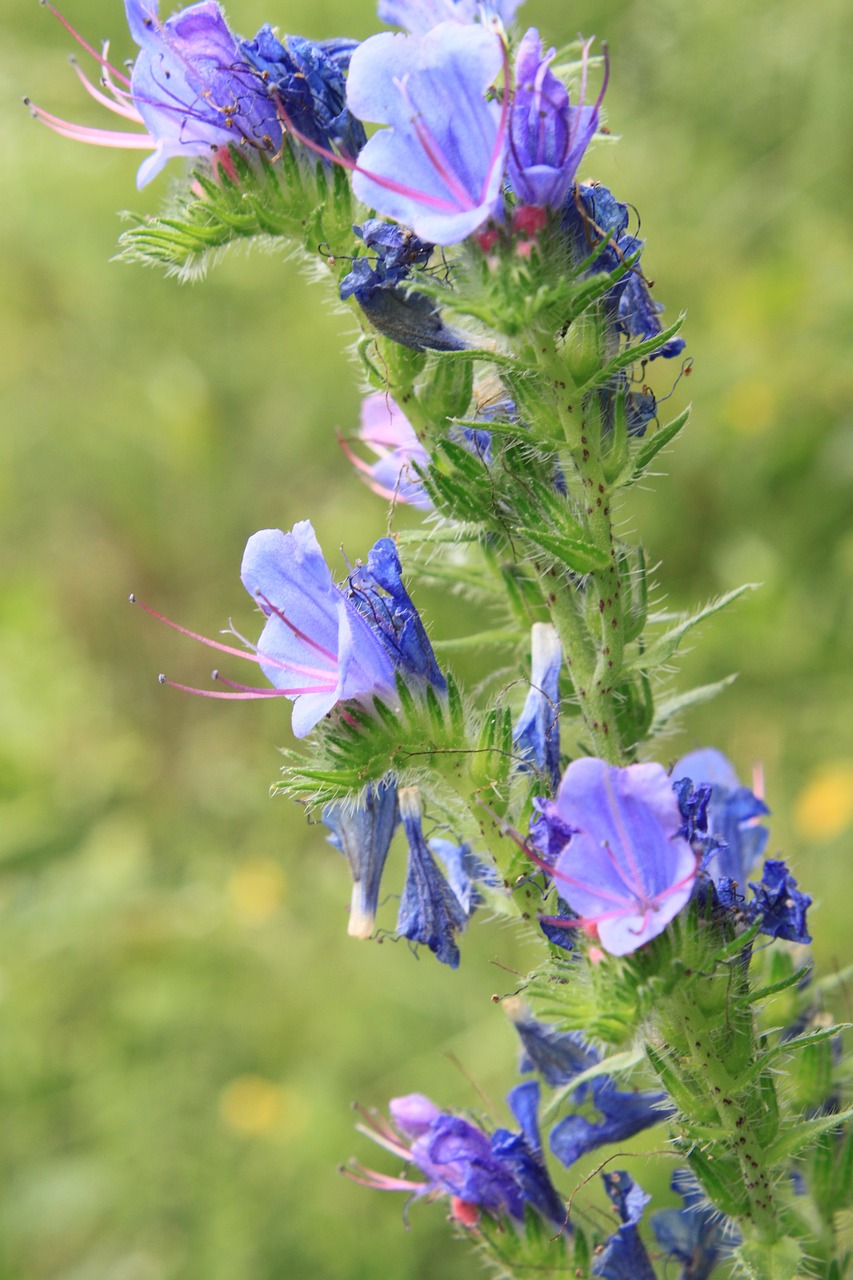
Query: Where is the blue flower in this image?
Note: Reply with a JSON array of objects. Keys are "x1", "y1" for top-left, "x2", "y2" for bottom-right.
[
  {"x1": 30, "y1": 0, "x2": 282, "y2": 187},
  {"x1": 240, "y1": 522, "x2": 399, "y2": 738},
  {"x1": 507, "y1": 30, "x2": 604, "y2": 210},
  {"x1": 340, "y1": 221, "x2": 467, "y2": 353},
  {"x1": 562, "y1": 183, "x2": 685, "y2": 360},
  {"x1": 533, "y1": 759, "x2": 698, "y2": 955},
  {"x1": 747, "y1": 859, "x2": 812, "y2": 944},
  {"x1": 341, "y1": 392, "x2": 433, "y2": 509},
  {"x1": 492, "y1": 1081, "x2": 570, "y2": 1229},
  {"x1": 651, "y1": 1170, "x2": 738, "y2": 1280},
  {"x1": 513, "y1": 623, "x2": 562, "y2": 792},
  {"x1": 429, "y1": 838, "x2": 501, "y2": 915},
  {"x1": 594, "y1": 1172, "x2": 657, "y2": 1280},
  {"x1": 240, "y1": 26, "x2": 366, "y2": 159},
  {"x1": 673, "y1": 749, "x2": 769, "y2": 888},
  {"x1": 347, "y1": 538, "x2": 446, "y2": 691},
  {"x1": 346, "y1": 24, "x2": 508, "y2": 244},
  {"x1": 377, "y1": 0, "x2": 524, "y2": 36},
  {"x1": 396, "y1": 788, "x2": 469, "y2": 967},
  {"x1": 507, "y1": 1007, "x2": 671, "y2": 1164},
  {"x1": 322, "y1": 780, "x2": 399, "y2": 937}
]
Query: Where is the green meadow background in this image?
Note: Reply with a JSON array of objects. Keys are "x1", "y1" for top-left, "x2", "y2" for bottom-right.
[{"x1": 2, "y1": 0, "x2": 851, "y2": 1275}]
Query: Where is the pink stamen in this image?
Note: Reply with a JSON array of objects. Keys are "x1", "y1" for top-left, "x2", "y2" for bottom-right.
[
  {"x1": 40, "y1": 0, "x2": 131, "y2": 86},
  {"x1": 158, "y1": 674, "x2": 332, "y2": 699},
  {"x1": 478, "y1": 35, "x2": 511, "y2": 206},
  {"x1": 25, "y1": 101, "x2": 154, "y2": 148},
  {"x1": 272, "y1": 92, "x2": 470, "y2": 215},
  {"x1": 69, "y1": 58, "x2": 143, "y2": 122},
  {"x1": 211, "y1": 670, "x2": 334, "y2": 696}
]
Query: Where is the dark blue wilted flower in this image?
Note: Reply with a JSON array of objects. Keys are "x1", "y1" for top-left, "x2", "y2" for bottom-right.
[
  {"x1": 430, "y1": 838, "x2": 501, "y2": 916},
  {"x1": 507, "y1": 29, "x2": 605, "y2": 210},
  {"x1": 673, "y1": 749, "x2": 769, "y2": 888},
  {"x1": 748, "y1": 859, "x2": 812, "y2": 944},
  {"x1": 396, "y1": 788, "x2": 469, "y2": 967},
  {"x1": 322, "y1": 780, "x2": 399, "y2": 938},
  {"x1": 533, "y1": 759, "x2": 697, "y2": 955},
  {"x1": 339, "y1": 221, "x2": 468, "y2": 352},
  {"x1": 513, "y1": 622, "x2": 562, "y2": 792},
  {"x1": 594, "y1": 1172, "x2": 657, "y2": 1280},
  {"x1": 241, "y1": 25, "x2": 366, "y2": 159},
  {"x1": 346, "y1": 24, "x2": 508, "y2": 244},
  {"x1": 562, "y1": 182, "x2": 685, "y2": 361},
  {"x1": 378, "y1": 0, "x2": 524, "y2": 36},
  {"x1": 29, "y1": 0, "x2": 283, "y2": 187},
  {"x1": 347, "y1": 538, "x2": 446, "y2": 691},
  {"x1": 347, "y1": 1079, "x2": 568, "y2": 1231},
  {"x1": 507, "y1": 1006, "x2": 671, "y2": 1164},
  {"x1": 651, "y1": 1169, "x2": 738, "y2": 1280}
]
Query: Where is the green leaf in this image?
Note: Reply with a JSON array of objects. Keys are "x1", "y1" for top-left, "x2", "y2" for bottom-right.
[
  {"x1": 541, "y1": 1046, "x2": 646, "y2": 1120},
  {"x1": 521, "y1": 526, "x2": 610, "y2": 573},
  {"x1": 630, "y1": 585, "x2": 756, "y2": 673},
  {"x1": 650, "y1": 675, "x2": 738, "y2": 733}
]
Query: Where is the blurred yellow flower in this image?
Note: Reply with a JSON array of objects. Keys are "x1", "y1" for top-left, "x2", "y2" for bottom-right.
[
  {"x1": 227, "y1": 857, "x2": 286, "y2": 924},
  {"x1": 218, "y1": 1075, "x2": 308, "y2": 1138},
  {"x1": 793, "y1": 763, "x2": 853, "y2": 841}
]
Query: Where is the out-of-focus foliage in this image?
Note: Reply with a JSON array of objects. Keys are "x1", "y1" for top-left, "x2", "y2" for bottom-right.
[{"x1": 1, "y1": 0, "x2": 851, "y2": 1276}]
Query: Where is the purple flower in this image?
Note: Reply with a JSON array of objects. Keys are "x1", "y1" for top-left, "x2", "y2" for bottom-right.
[
  {"x1": 534, "y1": 759, "x2": 698, "y2": 956},
  {"x1": 513, "y1": 623, "x2": 562, "y2": 792},
  {"x1": 340, "y1": 393, "x2": 433, "y2": 508},
  {"x1": 239, "y1": 522, "x2": 399, "y2": 737},
  {"x1": 348, "y1": 1081, "x2": 567, "y2": 1230},
  {"x1": 507, "y1": 30, "x2": 604, "y2": 209},
  {"x1": 673, "y1": 749, "x2": 769, "y2": 888},
  {"x1": 240, "y1": 26, "x2": 366, "y2": 160},
  {"x1": 651, "y1": 1170, "x2": 738, "y2": 1280},
  {"x1": 396, "y1": 788, "x2": 469, "y2": 967},
  {"x1": 322, "y1": 780, "x2": 399, "y2": 937},
  {"x1": 29, "y1": 0, "x2": 283, "y2": 187},
  {"x1": 346, "y1": 24, "x2": 508, "y2": 244},
  {"x1": 594, "y1": 1172, "x2": 657, "y2": 1280},
  {"x1": 378, "y1": 0, "x2": 525, "y2": 36}
]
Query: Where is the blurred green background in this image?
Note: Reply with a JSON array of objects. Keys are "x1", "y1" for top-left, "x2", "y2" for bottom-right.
[{"x1": 2, "y1": 0, "x2": 852, "y2": 1275}]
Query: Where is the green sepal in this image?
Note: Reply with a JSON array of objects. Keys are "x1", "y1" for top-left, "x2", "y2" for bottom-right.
[
  {"x1": 521, "y1": 525, "x2": 610, "y2": 573},
  {"x1": 630, "y1": 407, "x2": 691, "y2": 480}
]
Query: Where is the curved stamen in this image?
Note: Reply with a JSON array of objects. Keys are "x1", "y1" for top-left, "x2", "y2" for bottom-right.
[
  {"x1": 255, "y1": 591, "x2": 338, "y2": 664},
  {"x1": 25, "y1": 101, "x2": 154, "y2": 148},
  {"x1": 40, "y1": 0, "x2": 131, "y2": 87},
  {"x1": 158, "y1": 674, "x2": 333, "y2": 698},
  {"x1": 393, "y1": 75, "x2": 475, "y2": 211},
  {"x1": 70, "y1": 57, "x2": 144, "y2": 121}
]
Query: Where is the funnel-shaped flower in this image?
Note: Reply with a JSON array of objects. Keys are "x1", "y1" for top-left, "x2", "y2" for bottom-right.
[
  {"x1": 378, "y1": 0, "x2": 524, "y2": 34},
  {"x1": 534, "y1": 758, "x2": 697, "y2": 955},
  {"x1": 28, "y1": 0, "x2": 282, "y2": 187},
  {"x1": 322, "y1": 780, "x2": 399, "y2": 938},
  {"x1": 348, "y1": 1080, "x2": 567, "y2": 1230},
  {"x1": 508, "y1": 30, "x2": 603, "y2": 209},
  {"x1": 241, "y1": 523, "x2": 398, "y2": 738},
  {"x1": 342, "y1": 393, "x2": 433, "y2": 508},
  {"x1": 346, "y1": 24, "x2": 508, "y2": 244}
]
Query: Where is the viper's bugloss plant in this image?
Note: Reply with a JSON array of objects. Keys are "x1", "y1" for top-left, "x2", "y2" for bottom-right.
[{"x1": 31, "y1": 0, "x2": 850, "y2": 1276}]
